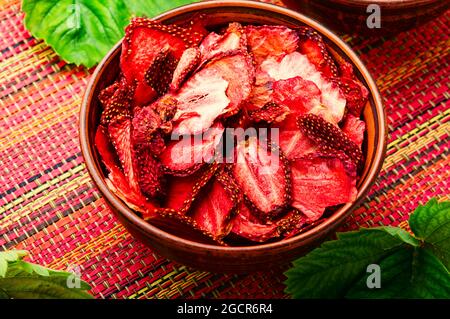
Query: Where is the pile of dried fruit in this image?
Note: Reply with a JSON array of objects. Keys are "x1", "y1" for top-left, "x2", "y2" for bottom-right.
[{"x1": 95, "y1": 16, "x2": 369, "y2": 245}]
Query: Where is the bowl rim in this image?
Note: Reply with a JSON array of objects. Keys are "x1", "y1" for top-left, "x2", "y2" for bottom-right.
[{"x1": 80, "y1": 0, "x2": 387, "y2": 253}]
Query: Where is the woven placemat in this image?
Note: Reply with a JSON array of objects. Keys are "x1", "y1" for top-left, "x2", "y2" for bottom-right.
[{"x1": 0, "y1": 0, "x2": 448, "y2": 299}]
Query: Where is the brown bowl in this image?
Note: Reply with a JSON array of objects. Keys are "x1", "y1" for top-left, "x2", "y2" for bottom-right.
[
  {"x1": 80, "y1": 0, "x2": 387, "y2": 272},
  {"x1": 283, "y1": 0, "x2": 449, "y2": 35}
]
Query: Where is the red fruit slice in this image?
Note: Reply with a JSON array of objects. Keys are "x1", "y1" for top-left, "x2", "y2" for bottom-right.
[
  {"x1": 342, "y1": 114, "x2": 366, "y2": 149},
  {"x1": 230, "y1": 204, "x2": 306, "y2": 243},
  {"x1": 175, "y1": 13, "x2": 209, "y2": 41},
  {"x1": 277, "y1": 129, "x2": 317, "y2": 160},
  {"x1": 131, "y1": 96, "x2": 177, "y2": 156},
  {"x1": 199, "y1": 22, "x2": 247, "y2": 65},
  {"x1": 260, "y1": 52, "x2": 346, "y2": 124},
  {"x1": 170, "y1": 47, "x2": 201, "y2": 92},
  {"x1": 121, "y1": 18, "x2": 187, "y2": 105},
  {"x1": 133, "y1": 147, "x2": 165, "y2": 198},
  {"x1": 172, "y1": 53, "x2": 253, "y2": 135},
  {"x1": 163, "y1": 164, "x2": 218, "y2": 212},
  {"x1": 246, "y1": 25, "x2": 298, "y2": 64},
  {"x1": 297, "y1": 26, "x2": 338, "y2": 79},
  {"x1": 291, "y1": 152, "x2": 357, "y2": 221},
  {"x1": 144, "y1": 49, "x2": 179, "y2": 96},
  {"x1": 230, "y1": 202, "x2": 280, "y2": 242},
  {"x1": 272, "y1": 76, "x2": 321, "y2": 119},
  {"x1": 280, "y1": 210, "x2": 309, "y2": 239},
  {"x1": 232, "y1": 137, "x2": 291, "y2": 221},
  {"x1": 340, "y1": 76, "x2": 369, "y2": 117},
  {"x1": 98, "y1": 81, "x2": 119, "y2": 107},
  {"x1": 108, "y1": 119, "x2": 139, "y2": 193},
  {"x1": 297, "y1": 113, "x2": 363, "y2": 166},
  {"x1": 100, "y1": 77, "x2": 132, "y2": 126},
  {"x1": 248, "y1": 102, "x2": 290, "y2": 124},
  {"x1": 149, "y1": 208, "x2": 224, "y2": 245},
  {"x1": 190, "y1": 177, "x2": 238, "y2": 239},
  {"x1": 206, "y1": 53, "x2": 254, "y2": 111},
  {"x1": 159, "y1": 122, "x2": 224, "y2": 175},
  {"x1": 95, "y1": 126, "x2": 157, "y2": 215},
  {"x1": 246, "y1": 68, "x2": 274, "y2": 111}
]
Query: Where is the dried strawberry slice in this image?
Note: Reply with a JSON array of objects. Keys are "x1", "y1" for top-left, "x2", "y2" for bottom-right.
[
  {"x1": 144, "y1": 49, "x2": 179, "y2": 96},
  {"x1": 131, "y1": 98, "x2": 178, "y2": 198},
  {"x1": 342, "y1": 114, "x2": 366, "y2": 149},
  {"x1": 149, "y1": 208, "x2": 224, "y2": 245},
  {"x1": 230, "y1": 202, "x2": 280, "y2": 242},
  {"x1": 230, "y1": 204, "x2": 306, "y2": 243},
  {"x1": 340, "y1": 76, "x2": 369, "y2": 117},
  {"x1": 133, "y1": 147, "x2": 165, "y2": 199},
  {"x1": 246, "y1": 68, "x2": 274, "y2": 111},
  {"x1": 198, "y1": 22, "x2": 247, "y2": 66},
  {"x1": 297, "y1": 113, "x2": 363, "y2": 166},
  {"x1": 206, "y1": 53, "x2": 254, "y2": 111},
  {"x1": 121, "y1": 18, "x2": 187, "y2": 105},
  {"x1": 172, "y1": 53, "x2": 253, "y2": 135},
  {"x1": 248, "y1": 102, "x2": 290, "y2": 124},
  {"x1": 98, "y1": 81, "x2": 119, "y2": 107},
  {"x1": 232, "y1": 137, "x2": 291, "y2": 221},
  {"x1": 174, "y1": 13, "x2": 209, "y2": 42},
  {"x1": 290, "y1": 151, "x2": 357, "y2": 221},
  {"x1": 163, "y1": 164, "x2": 218, "y2": 213},
  {"x1": 297, "y1": 26, "x2": 338, "y2": 79},
  {"x1": 171, "y1": 66, "x2": 229, "y2": 135},
  {"x1": 170, "y1": 47, "x2": 201, "y2": 92},
  {"x1": 100, "y1": 77, "x2": 132, "y2": 126},
  {"x1": 95, "y1": 126, "x2": 157, "y2": 215},
  {"x1": 276, "y1": 128, "x2": 317, "y2": 160},
  {"x1": 333, "y1": 57, "x2": 369, "y2": 117},
  {"x1": 246, "y1": 25, "x2": 298, "y2": 64},
  {"x1": 108, "y1": 119, "x2": 140, "y2": 193},
  {"x1": 159, "y1": 122, "x2": 224, "y2": 176},
  {"x1": 189, "y1": 176, "x2": 239, "y2": 240},
  {"x1": 272, "y1": 76, "x2": 321, "y2": 121},
  {"x1": 260, "y1": 52, "x2": 346, "y2": 124}
]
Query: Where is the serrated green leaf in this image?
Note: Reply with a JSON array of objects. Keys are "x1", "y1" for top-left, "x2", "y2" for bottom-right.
[
  {"x1": 0, "y1": 250, "x2": 28, "y2": 262},
  {"x1": 0, "y1": 250, "x2": 93, "y2": 299},
  {"x1": 284, "y1": 228, "x2": 412, "y2": 298},
  {"x1": 0, "y1": 250, "x2": 28, "y2": 277},
  {"x1": 0, "y1": 276, "x2": 93, "y2": 299},
  {"x1": 409, "y1": 199, "x2": 450, "y2": 269},
  {"x1": 22, "y1": 0, "x2": 198, "y2": 68},
  {"x1": 347, "y1": 248, "x2": 450, "y2": 298},
  {"x1": 16, "y1": 260, "x2": 50, "y2": 277}
]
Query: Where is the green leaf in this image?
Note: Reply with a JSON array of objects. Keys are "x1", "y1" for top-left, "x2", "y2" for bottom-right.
[
  {"x1": 22, "y1": 0, "x2": 198, "y2": 68},
  {"x1": 0, "y1": 250, "x2": 93, "y2": 299},
  {"x1": 0, "y1": 250, "x2": 28, "y2": 277},
  {"x1": 284, "y1": 227, "x2": 415, "y2": 298},
  {"x1": 0, "y1": 276, "x2": 93, "y2": 299},
  {"x1": 409, "y1": 198, "x2": 450, "y2": 270},
  {"x1": 347, "y1": 248, "x2": 450, "y2": 298},
  {"x1": 0, "y1": 259, "x2": 6, "y2": 278}
]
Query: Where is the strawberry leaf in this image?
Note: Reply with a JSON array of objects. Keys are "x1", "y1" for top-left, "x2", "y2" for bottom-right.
[
  {"x1": 285, "y1": 199, "x2": 450, "y2": 299},
  {"x1": 0, "y1": 250, "x2": 93, "y2": 299},
  {"x1": 284, "y1": 227, "x2": 415, "y2": 298},
  {"x1": 22, "y1": 0, "x2": 198, "y2": 67},
  {"x1": 409, "y1": 198, "x2": 450, "y2": 270},
  {"x1": 347, "y1": 248, "x2": 450, "y2": 298}
]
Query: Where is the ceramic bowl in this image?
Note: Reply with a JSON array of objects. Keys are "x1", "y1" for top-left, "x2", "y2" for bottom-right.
[{"x1": 80, "y1": 0, "x2": 387, "y2": 272}]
